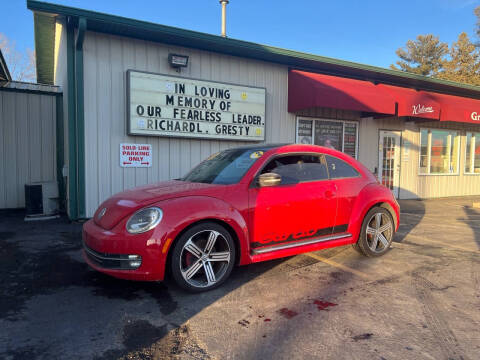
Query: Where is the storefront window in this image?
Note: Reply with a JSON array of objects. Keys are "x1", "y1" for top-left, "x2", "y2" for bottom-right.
[
  {"x1": 465, "y1": 132, "x2": 480, "y2": 174},
  {"x1": 296, "y1": 118, "x2": 358, "y2": 159},
  {"x1": 419, "y1": 129, "x2": 459, "y2": 174}
]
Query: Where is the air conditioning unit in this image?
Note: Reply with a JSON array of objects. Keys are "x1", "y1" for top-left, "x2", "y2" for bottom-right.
[{"x1": 24, "y1": 181, "x2": 59, "y2": 220}]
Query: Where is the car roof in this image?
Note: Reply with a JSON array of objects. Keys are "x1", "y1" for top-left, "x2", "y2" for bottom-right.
[
  {"x1": 224, "y1": 143, "x2": 289, "y2": 152},
  {"x1": 275, "y1": 144, "x2": 346, "y2": 156},
  {"x1": 226, "y1": 143, "x2": 348, "y2": 157}
]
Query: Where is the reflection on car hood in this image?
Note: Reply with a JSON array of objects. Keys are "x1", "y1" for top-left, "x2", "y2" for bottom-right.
[{"x1": 93, "y1": 180, "x2": 222, "y2": 230}]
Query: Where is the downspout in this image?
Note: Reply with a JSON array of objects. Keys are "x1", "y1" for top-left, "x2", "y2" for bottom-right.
[
  {"x1": 66, "y1": 17, "x2": 77, "y2": 219},
  {"x1": 75, "y1": 17, "x2": 86, "y2": 218}
]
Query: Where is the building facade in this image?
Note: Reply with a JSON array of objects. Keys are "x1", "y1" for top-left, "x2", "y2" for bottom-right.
[{"x1": 24, "y1": 0, "x2": 480, "y2": 219}]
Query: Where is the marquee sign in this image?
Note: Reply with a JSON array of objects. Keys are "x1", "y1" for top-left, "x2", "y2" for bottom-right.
[{"x1": 127, "y1": 70, "x2": 266, "y2": 141}]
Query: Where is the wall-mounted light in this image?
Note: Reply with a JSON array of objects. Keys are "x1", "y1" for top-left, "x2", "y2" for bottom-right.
[{"x1": 168, "y1": 54, "x2": 189, "y2": 72}]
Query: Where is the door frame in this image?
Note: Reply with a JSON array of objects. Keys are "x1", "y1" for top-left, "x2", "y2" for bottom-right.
[{"x1": 378, "y1": 130, "x2": 402, "y2": 198}]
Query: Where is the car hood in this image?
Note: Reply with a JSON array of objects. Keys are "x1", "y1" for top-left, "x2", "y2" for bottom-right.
[{"x1": 93, "y1": 180, "x2": 223, "y2": 230}]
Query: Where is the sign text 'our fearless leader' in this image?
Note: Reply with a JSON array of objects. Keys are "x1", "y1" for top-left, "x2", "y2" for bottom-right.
[{"x1": 127, "y1": 70, "x2": 266, "y2": 141}]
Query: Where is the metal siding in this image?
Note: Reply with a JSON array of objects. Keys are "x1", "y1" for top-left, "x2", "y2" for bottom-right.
[
  {"x1": 0, "y1": 91, "x2": 57, "y2": 208},
  {"x1": 83, "y1": 31, "x2": 294, "y2": 216}
]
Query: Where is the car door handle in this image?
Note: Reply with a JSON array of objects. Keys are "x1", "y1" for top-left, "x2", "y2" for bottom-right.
[{"x1": 325, "y1": 190, "x2": 335, "y2": 199}]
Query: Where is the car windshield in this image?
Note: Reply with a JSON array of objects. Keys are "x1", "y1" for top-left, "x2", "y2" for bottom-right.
[{"x1": 182, "y1": 148, "x2": 265, "y2": 184}]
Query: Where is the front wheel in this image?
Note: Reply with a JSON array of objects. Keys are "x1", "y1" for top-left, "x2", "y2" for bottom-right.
[
  {"x1": 354, "y1": 207, "x2": 395, "y2": 257},
  {"x1": 170, "y1": 222, "x2": 236, "y2": 292}
]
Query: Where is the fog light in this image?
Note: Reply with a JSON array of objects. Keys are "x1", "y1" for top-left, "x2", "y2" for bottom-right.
[
  {"x1": 129, "y1": 260, "x2": 142, "y2": 268},
  {"x1": 126, "y1": 254, "x2": 142, "y2": 268}
]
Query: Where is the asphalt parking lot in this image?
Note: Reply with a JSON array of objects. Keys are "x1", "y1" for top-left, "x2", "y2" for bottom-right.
[{"x1": 1, "y1": 197, "x2": 479, "y2": 360}]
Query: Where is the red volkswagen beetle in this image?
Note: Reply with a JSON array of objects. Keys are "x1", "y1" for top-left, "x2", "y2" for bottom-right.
[{"x1": 83, "y1": 144, "x2": 399, "y2": 292}]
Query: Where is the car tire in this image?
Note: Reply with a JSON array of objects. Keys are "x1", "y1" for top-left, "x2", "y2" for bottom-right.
[
  {"x1": 170, "y1": 222, "x2": 236, "y2": 292},
  {"x1": 355, "y1": 207, "x2": 395, "y2": 257}
]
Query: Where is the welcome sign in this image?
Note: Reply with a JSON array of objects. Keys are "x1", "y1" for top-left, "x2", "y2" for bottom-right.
[{"x1": 127, "y1": 70, "x2": 266, "y2": 141}]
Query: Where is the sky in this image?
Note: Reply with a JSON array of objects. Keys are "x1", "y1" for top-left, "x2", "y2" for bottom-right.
[{"x1": 2, "y1": 0, "x2": 480, "y2": 70}]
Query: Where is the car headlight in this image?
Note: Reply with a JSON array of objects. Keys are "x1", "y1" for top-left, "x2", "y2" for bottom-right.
[{"x1": 126, "y1": 207, "x2": 163, "y2": 234}]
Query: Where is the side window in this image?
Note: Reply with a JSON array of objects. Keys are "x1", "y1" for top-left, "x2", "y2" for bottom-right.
[
  {"x1": 260, "y1": 154, "x2": 328, "y2": 184},
  {"x1": 325, "y1": 155, "x2": 359, "y2": 179}
]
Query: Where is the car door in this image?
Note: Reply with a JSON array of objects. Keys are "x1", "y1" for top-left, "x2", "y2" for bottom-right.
[
  {"x1": 248, "y1": 153, "x2": 337, "y2": 251},
  {"x1": 324, "y1": 154, "x2": 363, "y2": 233}
]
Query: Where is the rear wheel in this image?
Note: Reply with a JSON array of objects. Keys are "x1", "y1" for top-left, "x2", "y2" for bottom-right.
[
  {"x1": 170, "y1": 222, "x2": 235, "y2": 292},
  {"x1": 355, "y1": 207, "x2": 394, "y2": 257}
]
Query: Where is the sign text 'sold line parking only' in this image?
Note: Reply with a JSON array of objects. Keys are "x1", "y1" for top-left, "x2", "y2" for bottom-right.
[
  {"x1": 127, "y1": 70, "x2": 266, "y2": 141},
  {"x1": 120, "y1": 143, "x2": 152, "y2": 167}
]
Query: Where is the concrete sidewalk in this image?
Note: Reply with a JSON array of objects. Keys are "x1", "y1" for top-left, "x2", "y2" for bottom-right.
[{"x1": 1, "y1": 197, "x2": 479, "y2": 359}]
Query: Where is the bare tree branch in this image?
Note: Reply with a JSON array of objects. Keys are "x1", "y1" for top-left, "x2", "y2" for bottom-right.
[{"x1": 0, "y1": 32, "x2": 36, "y2": 82}]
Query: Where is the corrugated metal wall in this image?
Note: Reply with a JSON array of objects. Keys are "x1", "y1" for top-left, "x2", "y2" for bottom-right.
[
  {"x1": 82, "y1": 31, "x2": 295, "y2": 217},
  {"x1": 0, "y1": 90, "x2": 57, "y2": 208}
]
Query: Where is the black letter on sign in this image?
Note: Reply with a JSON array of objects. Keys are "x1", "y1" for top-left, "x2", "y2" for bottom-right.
[
  {"x1": 166, "y1": 95, "x2": 174, "y2": 106},
  {"x1": 176, "y1": 83, "x2": 185, "y2": 94},
  {"x1": 136, "y1": 105, "x2": 144, "y2": 116}
]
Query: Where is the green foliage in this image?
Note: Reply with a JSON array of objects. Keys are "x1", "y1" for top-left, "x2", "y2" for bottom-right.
[
  {"x1": 437, "y1": 33, "x2": 480, "y2": 86},
  {"x1": 390, "y1": 34, "x2": 448, "y2": 77},
  {"x1": 391, "y1": 8, "x2": 480, "y2": 86}
]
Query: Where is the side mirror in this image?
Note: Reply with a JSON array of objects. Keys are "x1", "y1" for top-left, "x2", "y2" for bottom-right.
[{"x1": 258, "y1": 172, "x2": 282, "y2": 187}]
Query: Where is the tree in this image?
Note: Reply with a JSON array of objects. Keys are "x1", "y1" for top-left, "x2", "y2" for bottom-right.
[
  {"x1": 475, "y1": 6, "x2": 480, "y2": 45},
  {"x1": 390, "y1": 34, "x2": 448, "y2": 76},
  {"x1": 438, "y1": 32, "x2": 480, "y2": 85},
  {"x1": 0, "y1": 33, "x2": 36, "y2": 83}
]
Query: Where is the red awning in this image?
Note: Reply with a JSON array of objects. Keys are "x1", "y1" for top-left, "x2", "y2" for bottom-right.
[
  {"x1": 288, "y1": 69, "x2": 480, "y2": 125},
  {"x1": 288, "y1": 70, "x2": 396, "y2": 115},
  {"x1": 425, "y1": 92, "x2": 480, "y2": 124},
  {"x1": 377, "y1": 84, "x2": 441, "y2": 120}
]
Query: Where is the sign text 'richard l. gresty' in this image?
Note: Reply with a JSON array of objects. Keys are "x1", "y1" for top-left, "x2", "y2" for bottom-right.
[{"x1": 127, "y1": 70, "x2": 266, "y2": 141}]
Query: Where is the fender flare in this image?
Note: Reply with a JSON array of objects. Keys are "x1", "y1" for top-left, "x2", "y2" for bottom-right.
[
  {"x1": 153, "y1": 196, "x2": 250, "y2": 265},
  {"x1": 348, "y1": 183, "x2": 400, "y2": 241}
]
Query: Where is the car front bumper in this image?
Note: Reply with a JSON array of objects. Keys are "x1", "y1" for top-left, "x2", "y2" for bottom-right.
[{"x1": 82, "y1": 218, "x2": 168, "y2": 281}]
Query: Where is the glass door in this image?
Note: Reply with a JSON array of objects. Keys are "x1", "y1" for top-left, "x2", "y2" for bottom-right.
[{"x1": 378, "y1": 131, "x2": 401, "y2": 198}]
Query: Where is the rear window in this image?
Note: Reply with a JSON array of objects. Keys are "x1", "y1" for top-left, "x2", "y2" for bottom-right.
[{"x1": 325, "y1": 155, "x2": 359, "y2": 179}]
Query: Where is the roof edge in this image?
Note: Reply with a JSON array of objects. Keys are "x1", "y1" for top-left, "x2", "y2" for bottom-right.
[
  {"x1": 0, "y1": 48, "x2": 12, "y2": 82},
  {"x1": 26, "y1": 0, "x2": 480, "y2": 98}
]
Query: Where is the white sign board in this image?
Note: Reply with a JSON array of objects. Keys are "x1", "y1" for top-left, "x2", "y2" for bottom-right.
[
  {"x1": 127, "y1": 70, "x2": 266, "y2": 141},
  {"x1": 120, "y1": 143, "x2": 152, "y2": 167}
]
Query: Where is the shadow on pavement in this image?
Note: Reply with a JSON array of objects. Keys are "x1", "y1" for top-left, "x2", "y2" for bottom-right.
[
  {"x1": 462, "y1": 204, "x2": 480, "y2": 250},
  {"x1": 0, "y1": 209, "x2": 300, "y2": 359},
  {"x1": 394, "y1": 188, "x2": 425, "y2": 243}
]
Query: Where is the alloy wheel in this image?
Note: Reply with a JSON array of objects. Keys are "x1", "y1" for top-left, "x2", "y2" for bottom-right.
[
  {"x1": 179, "y1": 230, "x2": 231, "y2": 288},
  {"x1": 365, "y1": 212, "x2": 393, "y2": 253}
]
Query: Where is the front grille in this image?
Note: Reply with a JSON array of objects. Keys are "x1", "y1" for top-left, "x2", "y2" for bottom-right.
[{"x1": 83, "y1": 243, "x2": 142, "y2": 270}]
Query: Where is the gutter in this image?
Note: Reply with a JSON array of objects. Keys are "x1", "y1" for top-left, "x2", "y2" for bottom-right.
[{"x1": 26, "y1": 0, "x2": 480, "y2": 99}]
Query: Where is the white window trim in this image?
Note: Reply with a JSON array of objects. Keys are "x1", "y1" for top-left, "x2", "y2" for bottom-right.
[
  {"x1": 418, "y1": 128, "x2": 460, "y2": 176},
  {"x1": 295, "y1": 116, "x2": 359, "y2": 159},
  {"x1": 464, "y1": 132, "x2": 480, "y2": 175}
]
